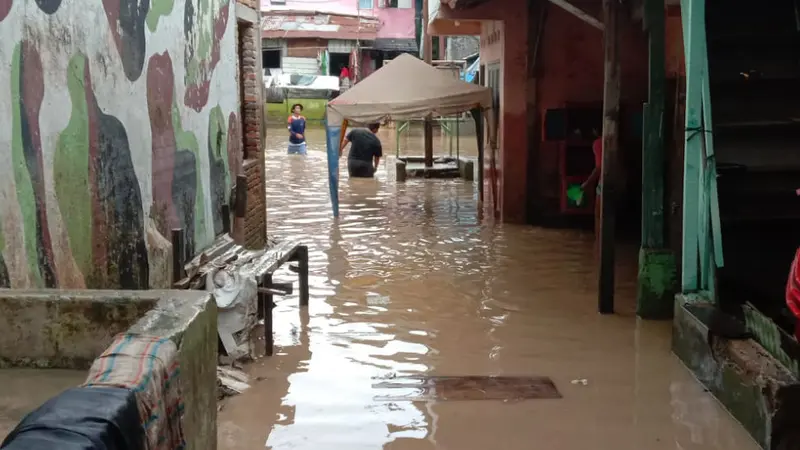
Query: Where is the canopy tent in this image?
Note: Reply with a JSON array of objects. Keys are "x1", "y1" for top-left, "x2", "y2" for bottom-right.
[{"x1": 324, "y1": 53, "x2": 497, "y2": 217}]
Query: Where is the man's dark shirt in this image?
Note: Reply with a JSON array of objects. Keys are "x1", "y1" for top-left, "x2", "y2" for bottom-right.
[{"x1": 347, "y1": 129, "x2": 382, "y2": 163}]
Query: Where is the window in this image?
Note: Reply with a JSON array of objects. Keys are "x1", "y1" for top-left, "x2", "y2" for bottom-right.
[
  {"x1": 397, "y1": 0, "x2": 412, "y2": 8},
  {"x1": 358, "y1": 0, "x2": 373, "y2": 9}
]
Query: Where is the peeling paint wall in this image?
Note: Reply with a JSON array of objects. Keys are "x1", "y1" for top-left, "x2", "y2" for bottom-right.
[{"x1": 0, "y1": 0, "x2": 241, "y2": 289}]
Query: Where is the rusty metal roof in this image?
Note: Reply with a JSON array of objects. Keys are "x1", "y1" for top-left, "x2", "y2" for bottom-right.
[
  {"x1": 363, "y1": 38, "x2": 418, "y2": 52},
  {"x1": 261, "y1": 11, "x2": 380, "y2": 40}
]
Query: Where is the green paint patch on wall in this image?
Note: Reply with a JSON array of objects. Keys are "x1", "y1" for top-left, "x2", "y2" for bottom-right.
[
  {"x1": 184, "y1": 0, "x2": 225, "y2": 88},
  {"x1": 171, "y1": 101, "x2": 207, "y2": 247},
  {"x1": 54, "y1": 53, "x2": 92, "y2": 277},
  {"x1": 10, "y1": 43, "x2": 43, "y2": 288},
  {"x1": 146, "y1": 0, "x2": 174, "y2": 31},
  {"x1": 208, "y1": 105, "x2": 229, "y2": 182},
  {"x1": 265, "y1": 98, "x2": 328, "y2": 124}
]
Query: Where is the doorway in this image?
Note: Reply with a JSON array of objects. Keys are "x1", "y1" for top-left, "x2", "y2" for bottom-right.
[
  {"x1": 329, "y1": 52, "x2": 350, "y2": 77},
  {"x1": 262, "y1": 49, "x2": 281, "y2": 71}
]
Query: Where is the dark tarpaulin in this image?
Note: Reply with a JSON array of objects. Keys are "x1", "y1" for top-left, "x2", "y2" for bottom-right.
[{"x1": 1, "y1": 387, "x2": 144, "y2": 450}]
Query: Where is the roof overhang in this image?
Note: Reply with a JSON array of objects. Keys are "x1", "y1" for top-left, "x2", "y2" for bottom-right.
[{"x1": 261, "y1": 11, "x2": 380, "y2": 40}]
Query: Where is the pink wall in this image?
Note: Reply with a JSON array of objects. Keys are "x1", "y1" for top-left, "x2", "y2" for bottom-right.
[
  {"x1": 375, "y1": 7, "x2": 416, "y2": 38},
  {"x1": 261, "y1": 0, "x2": 416, "y2": 39}
]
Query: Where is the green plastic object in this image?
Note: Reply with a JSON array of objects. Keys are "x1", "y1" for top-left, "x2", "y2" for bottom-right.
[{"x1": 566, "y1": 185, "x2": 584, "y2": 207}]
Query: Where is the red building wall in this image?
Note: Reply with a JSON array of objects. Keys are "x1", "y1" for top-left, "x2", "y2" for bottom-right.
[{"x1": 444, "y1": 0, "x2": 649, "y2": 223}]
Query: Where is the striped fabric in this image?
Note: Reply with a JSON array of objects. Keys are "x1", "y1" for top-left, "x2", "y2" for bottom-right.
[
  {"x1": 84, "y1": 334, "x2": 185, "y2": 450},
  {"x1": 787, "y1": 247, "x2": 800, "y2": 340}
]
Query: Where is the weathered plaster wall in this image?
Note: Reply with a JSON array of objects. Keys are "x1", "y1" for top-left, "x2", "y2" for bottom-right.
[{"x1": 0, "y1": 0, "x2": 241, "y2": 290}]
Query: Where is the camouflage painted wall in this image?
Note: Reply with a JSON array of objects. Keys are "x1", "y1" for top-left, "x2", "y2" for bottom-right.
[{"x1": 0, "y1": 0, "x2": 241, "y2": 289}]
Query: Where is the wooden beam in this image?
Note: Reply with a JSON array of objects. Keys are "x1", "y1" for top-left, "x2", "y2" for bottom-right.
[
  {"x1": 598, "y1": 0, "x2": 620, "y2": 314},
  {"x1": 548, "y1": 0, "x2": 604, "y2": 30}
]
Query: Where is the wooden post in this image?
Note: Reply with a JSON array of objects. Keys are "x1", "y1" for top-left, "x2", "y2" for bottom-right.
[
  {"x1": 422, "y1": 0, "x2": 434, "y2": 168},
  {"x1": 526, "y1": 0, "x2": 548, "y2": 222},
  {"x1": 171, "y1": 228, "x2": 184, "y2": 284},
  {"x1": 598, "y1": 0, "x2": 620, "y2": 314},
  {"x1": 297, "y1": 245, "x2": 310, "y2": 307},
  {"x1": 262, "y1": 272, "x2": 274, "y2": 356},
  {"x1": 221, "y1": 204, "x2": 231, "y2": 234},
  {"x1": 637, "y1": 0, "x2": 677, "y2": 319}
]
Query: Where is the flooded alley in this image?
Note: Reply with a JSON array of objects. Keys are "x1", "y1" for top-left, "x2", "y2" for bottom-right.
[{"x1": 217, "y1": 127, "x2": 760, "y2": 450}]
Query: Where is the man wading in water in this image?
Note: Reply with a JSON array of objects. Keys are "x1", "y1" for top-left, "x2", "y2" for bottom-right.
[
  {"x1": 339, "y1": 123, "x2": 383, "y2": 178},
  {"x1": 287, "y1": 103, "x2": 307, "y2": 155}
]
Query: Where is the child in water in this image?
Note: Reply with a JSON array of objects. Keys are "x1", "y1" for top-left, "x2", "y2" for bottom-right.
[{"x1": 287, "y1": 103, "x2": 307, "y2": 155}]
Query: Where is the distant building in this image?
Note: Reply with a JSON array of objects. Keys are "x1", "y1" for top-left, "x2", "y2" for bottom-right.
[{"x1": 261, "y1": 0, "x2": 419, "y2": 80}]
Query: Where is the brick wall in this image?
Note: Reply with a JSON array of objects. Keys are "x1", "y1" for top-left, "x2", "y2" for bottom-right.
[
  {"x1": 243, "y1": 159, "x2": 266, "y2": 248},
  {"x1": 236, "y1": 8, "x2": 267, "y2": 248}
]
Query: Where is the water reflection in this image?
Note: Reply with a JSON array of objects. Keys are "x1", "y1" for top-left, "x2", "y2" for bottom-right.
[{"x1": 217, "y1": 128, "x2": 760, "y2": 450}]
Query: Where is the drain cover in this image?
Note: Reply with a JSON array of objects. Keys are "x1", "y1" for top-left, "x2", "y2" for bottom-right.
[{"x1": 373, "y1": 376, "x2": 561, "y2": 401}]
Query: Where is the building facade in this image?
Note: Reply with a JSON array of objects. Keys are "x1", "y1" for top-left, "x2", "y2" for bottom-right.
[
  {"x1": 260, "y1": 0, "x2": 419, "y2": 80},
  {"x1": 0, "y1": 0, "x2": 266, "y2": 290}
]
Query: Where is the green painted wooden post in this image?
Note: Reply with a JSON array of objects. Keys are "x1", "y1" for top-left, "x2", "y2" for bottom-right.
[
  {"x1": 680, "y1": 0, "x2": 703, "y2": 292},
  {"x1": 679, "y1": 0, "x2": 724, "y2": 295},
  {"x1": 637, "y1": 0, "x2": 677, "y2": 319}
]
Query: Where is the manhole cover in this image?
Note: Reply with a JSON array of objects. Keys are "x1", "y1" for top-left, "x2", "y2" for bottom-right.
[{"x1": 372, "y1": 376, "x2": 561, "y2": 401}]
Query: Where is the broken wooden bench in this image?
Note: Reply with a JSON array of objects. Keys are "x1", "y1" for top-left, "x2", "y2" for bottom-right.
[{"x1": 171, "y1": 234, "x2": 309, "y2": 356}]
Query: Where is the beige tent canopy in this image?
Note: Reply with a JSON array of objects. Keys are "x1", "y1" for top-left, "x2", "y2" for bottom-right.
[
  {"x1": 324, "y1": 54, "x2": 499, "y2": 218},
  {"x1": 327, "y1": 53, "x2": 494, "y2": 126}
]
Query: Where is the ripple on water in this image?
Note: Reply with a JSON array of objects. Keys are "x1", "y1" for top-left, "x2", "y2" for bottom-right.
[{"x1": 217, "y1": 131, "x2": 761, "y2": 450}]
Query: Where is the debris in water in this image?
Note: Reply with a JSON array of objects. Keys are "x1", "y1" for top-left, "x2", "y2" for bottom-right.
[
  {"x1": 366, "y1": 293, "x2": 390, "y2": 306},
  {"x1": 217, "y1": 366, "x2": 251, "y2": 400},
  {"x1": 570, "y1": 379, "x2": 588, "y2": 386},
  {"x1": 372, "y1": 375, "x2": 561, "y2": 401}
]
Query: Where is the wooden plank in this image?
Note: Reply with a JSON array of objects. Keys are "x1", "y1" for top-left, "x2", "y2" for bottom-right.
[
  {"x1": 547, "y1": 0, "x2": 603, "y2": 30},
  {"x1": 242, "y1": 239, "x2": 302, "y2": 277},
  {"x1": 598, "y1": 0, "x2": 621, "y2": 314}
]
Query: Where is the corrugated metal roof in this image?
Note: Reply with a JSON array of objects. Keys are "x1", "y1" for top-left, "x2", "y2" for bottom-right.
[
  {"x1": 366, "y1": 38, "x2": 418, "y2": 52},
  {"x1": 262, "y1": 11, "x2": 380, "y2": 40}
]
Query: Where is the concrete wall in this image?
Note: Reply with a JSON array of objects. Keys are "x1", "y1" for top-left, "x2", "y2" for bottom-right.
[
  {"x1": 0, "y1": 289, "x2": 218, "y2": 450},
  {"x1": 0, "y1": 292, "x2": 156, "y2": 369},
  {"x1": 0, "y1": 0, "x2": 243, "y2": 289}
]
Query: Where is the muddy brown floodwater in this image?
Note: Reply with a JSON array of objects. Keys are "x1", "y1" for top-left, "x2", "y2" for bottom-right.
[{"x1": 218, "y1": 126, "x2": 761, "y2": 450}]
